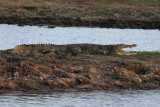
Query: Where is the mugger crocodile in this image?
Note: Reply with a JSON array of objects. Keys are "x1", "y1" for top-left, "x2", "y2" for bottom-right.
[{"x1": 12, "y1": 44, "x2": 137, "y2": 55}]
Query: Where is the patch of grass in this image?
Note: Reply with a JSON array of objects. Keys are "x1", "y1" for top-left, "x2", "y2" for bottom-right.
[
  {"x1": 134, "y1": 51, "x2": 160, "y2": 58},
  {"x1": 130, "y1": 78, "x2": 141, "y2": 85},
  {"x1": 39, "y1": 7, "x2": 57, "y2": 13},
  {"x1": 44, "y1": 53, "x2": 53, "y2": 58},
  {"x1": 110, "y1": 8, "x2": 134, "y2": 15},
  {"x1": 80, "y1": 0, "x2": 159, "y2": 6},
  {"x1": 102, "y1": 51, "x2": 160, "y2": 59},
  {"x1": 85, "y1": 7, "x2": 111, "y2": 15},
  {"x1": 29, "y1": 79, "x2": 38, "y2": 85},
  {"x1": 35, "y1": 59, "x2": 43, "y2": 64},
  {"x1": 0, "y1": 51, "x2": 14, "y2": 57},
  {"x1": 75, "y1": 53, "x2": 91, "y2": 59},
  {"x1": 128, "y1": 0, "x2": 160, "y2": 6},
  {"x1": 78, "y1": 53, "x2": 106, "y2": 57},
  {"x1": 110, "y1": 54, "x2": 122, "y2": 57},
  {"x1": 30, "y1": 0, "x2": 160, "y2": 6},
  {"x1": 25, "y1": 53, "x2": 35, "y2": 57},
  {"x1": 128, "y1": 61, "x2": 143, "y2": 65}
]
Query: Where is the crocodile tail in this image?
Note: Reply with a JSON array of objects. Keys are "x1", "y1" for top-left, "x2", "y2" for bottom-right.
[{"x1": 13, "y1": 45, "x2": 25, "y2": 53}]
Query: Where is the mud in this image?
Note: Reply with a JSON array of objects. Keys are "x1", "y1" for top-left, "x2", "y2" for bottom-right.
[
  {"x1": 0, "y1": 15, "x2": 160, "y2": 29},
  {"x1": 0, "y1": 1, "x2": 160, "y2": 29},
  {"x1": 0, "y1": 50, "x2": 160, "y2": 93}
]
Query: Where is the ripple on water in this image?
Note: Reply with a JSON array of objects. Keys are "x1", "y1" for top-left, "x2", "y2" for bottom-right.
[
  {"x1": 0, "y1": 24, "x2": 160, "y2": 51},
  {"x1": 0, "y1": 90, "x2": 160, "y2": 107}
]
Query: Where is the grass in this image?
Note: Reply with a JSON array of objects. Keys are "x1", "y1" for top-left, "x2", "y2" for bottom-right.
[
  {"x1": 0, "y1": 0, "x2": 159, "y2": 22},
  {"x1": 109, "y1": 51, "x2": 160, "y2": 58},
  {"x1": 63, "y1": 0, "x2": 159, "y2": 6},
  {"x1": 85, "y1": 7, "x2": 111, "y2": 15},
  {"x1": 75, "y1": 51, "x2": 160, "y2": 59},
  {"x1": 35, "y1": 0, "x2": 160, "y2": 6},
  {"x1": 25, "y1": 53, "x2": 35, "y2": 57},
  {"x1": 127, "y1": 0, "x2": 160, "y2": 6},
  {"x1": 0, "y1": 51, "x2": 14, "y2": 57},
  {"x1": 1, "y1": 0, "x2": 160, "y2": 7},
  {"x1": 128, "y1": 61, "x2": 143, "y2": 65},
  {"x1": 134, "y1": 51, "x2": 160, "y2": 58},
  {"x1": 29, "y1": 79, "x2": 38, "y2": 85}
]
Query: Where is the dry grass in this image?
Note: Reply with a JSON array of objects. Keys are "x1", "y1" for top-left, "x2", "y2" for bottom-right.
[
  {"x1": 0, "y1": 0, "x2": 159, "y2": 28},
  {"x1": 0, "y1": 0, "x2": 160, "y2": 9}
]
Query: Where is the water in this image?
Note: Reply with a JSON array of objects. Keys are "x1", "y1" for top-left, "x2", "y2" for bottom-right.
[
  {"x1": 0, "y1": 90, "x2": 160, "y2": 107},
  {"x1": 0, "y1": 24, "x2": 160, "y2": 51}
]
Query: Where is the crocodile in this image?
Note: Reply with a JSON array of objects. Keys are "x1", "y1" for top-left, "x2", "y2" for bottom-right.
[{"x1": 12, "y1": 44, "x2": 137, "y2": 55}]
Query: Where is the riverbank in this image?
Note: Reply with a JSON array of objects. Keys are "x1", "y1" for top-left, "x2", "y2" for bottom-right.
[
  {"x1": 0, "y1": 0, "x2": 160, "y2": 29},
  {"x1": 0, "y1": 50, "x2": 160, "y2": 93}
]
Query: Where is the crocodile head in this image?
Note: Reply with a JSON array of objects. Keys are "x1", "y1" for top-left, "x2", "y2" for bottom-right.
[
  {"x1": 118, "y1": 44, "x2": 137, "y2": 55},
  {"x1": 120, "y1": 44, "x2": 137, "y2": 51},
  {"x1": 105, "y1": 44, "x2": 137, "y2": 55}
]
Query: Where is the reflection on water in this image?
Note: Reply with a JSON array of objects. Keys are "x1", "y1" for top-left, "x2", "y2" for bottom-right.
[
  {"x1": 0, "y1": 24, "x2": 160, "y2": 51},
  {"x1": 0, "y1": 90, "x2": 160, "y2": 107}
]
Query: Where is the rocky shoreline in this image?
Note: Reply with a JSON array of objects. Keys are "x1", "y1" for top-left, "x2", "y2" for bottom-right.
[{"x1": 0, "y1": 50, "x2": 160, "y2": 93}]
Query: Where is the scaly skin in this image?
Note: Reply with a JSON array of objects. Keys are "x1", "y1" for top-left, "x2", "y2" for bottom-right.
[{"x1": 12, "y1": 44, "x2": 137, "y2": 55}]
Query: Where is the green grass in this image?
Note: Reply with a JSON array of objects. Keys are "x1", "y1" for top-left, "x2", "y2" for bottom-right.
[
  {"x1": 75, "y1": 51, "x2": 160, "y2": 58},
  {"x1": 128, "y1": 0, "x2": 160, "y2": 6},
  {"x1": 85, "y1": 7, "x2": 111, "y2": 15},
  {"x1": 110, "y1": 51, "x2": 160, "y2": 58},
  {"x1": 128, "y1": 61, "x2": 143, "y2": 65},
  {"x1": 133, "y1": 51, "x2": 160, "y2": 58},
  {"x1": 79, "y1": 0, "x2": 160, "y2": 6},
  {"x1": 25, "y1": 53, "x2": 35, "y2": 57},
  {"x1": 32, "y1": 0, "x2": 160, "y2": 6},
  {"x1": 0, "y1": 51, "x2": 14, "y2": 57},
  {"x1": 29, "y1": 79, "x2": 38, "y2": 85},
  {"x1": 103, "y1": 0, "x2": 160, "y2": 6}
]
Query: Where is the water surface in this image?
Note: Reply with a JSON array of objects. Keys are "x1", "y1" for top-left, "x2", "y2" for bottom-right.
[
  {"x1": 0, "y1": 90, "x2": 160, "y2": 107},
  {"x1": 0, "y1": 24, "x2": 160, "y2": 51}
]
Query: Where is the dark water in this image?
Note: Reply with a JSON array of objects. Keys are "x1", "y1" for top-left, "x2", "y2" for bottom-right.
[{"x1": 0, "y1": 90, "x2": 160, "y2": 107}]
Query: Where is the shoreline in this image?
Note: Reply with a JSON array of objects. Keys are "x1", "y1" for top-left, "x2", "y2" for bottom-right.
[
  {"x1": 0, "y1": 49, "x2": 160, "y2": 94},
  {"x1": 0, "y1": 0, "x2": 160, "y2": 29},
  {"x1": 0, "y1": 16, "x2": 160, "y2": 29}
]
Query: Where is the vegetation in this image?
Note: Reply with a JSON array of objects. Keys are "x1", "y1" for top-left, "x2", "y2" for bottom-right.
[
  {"x1": 134, "y1": 51, "x2": 160, "y2": 58},
  {"x1": 30, "y1": 0, "x2": 160, "y2": 6},
  {"x1": 0, "y1": 0, "x2": 159, "y2": 29}
]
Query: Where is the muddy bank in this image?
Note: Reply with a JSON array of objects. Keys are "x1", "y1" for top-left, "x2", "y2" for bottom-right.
[
  {"x1": 0, "y1": 16, "x2": 160, "y2": 29},
  {"x1": 0, "y1": 50, "x2": 160, "y2": 93},
  {"x1": 0, "y1": 0, "x2": 160, "y2": 29}
]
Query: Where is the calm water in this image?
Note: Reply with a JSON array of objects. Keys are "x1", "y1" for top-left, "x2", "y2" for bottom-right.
[
  {"x1": 0, "y1": 90, "x2": 160, "y2": 107},
  {"x1": 0, "y1": 24, "x2": 160, "y2": 51}
]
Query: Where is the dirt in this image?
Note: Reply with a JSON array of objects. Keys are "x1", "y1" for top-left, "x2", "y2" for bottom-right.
[
  {"x1": 0, "y1": 0, "x2": 160, "y2": 29},
  {"x1": 0, "y1": 0, "x2": 160, "y2": 94},
  {"x1": 0, "y1": 50, "x2": 160, "y2": 93}
]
